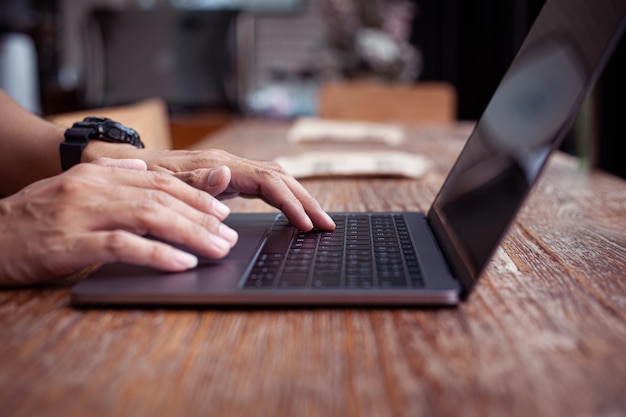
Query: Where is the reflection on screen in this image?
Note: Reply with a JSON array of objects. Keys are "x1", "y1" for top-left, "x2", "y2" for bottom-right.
[{"x1": 436, "y1": 40, "x2": 584, "y2": 274}]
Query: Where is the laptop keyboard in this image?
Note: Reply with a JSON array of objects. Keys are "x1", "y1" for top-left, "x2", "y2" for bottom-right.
[{"x1": 243, "y1": 214, "x2": 424, "y2": 290}]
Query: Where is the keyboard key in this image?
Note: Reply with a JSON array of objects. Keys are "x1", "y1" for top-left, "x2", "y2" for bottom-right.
[{"x1": 243, "y1": 214, "x2": 424, "y2": 290}]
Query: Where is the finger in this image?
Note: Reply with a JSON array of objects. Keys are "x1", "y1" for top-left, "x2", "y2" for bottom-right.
[
  {"x1": 61, "y1": 165, "x2": 239, "y2": 257},
  {"x1": 234, "y1": 167, "x2": 335, "y2": 231},
  {"x1": 91, "y1": 157, "x2": 148, "y2": 171},
  {"x1": 258, "y1": 176, "x2": 315, "y2": 231},
  {"x1": 72, "y1": 231, "x2": 201, "y2": 271},
  {"x1": 120, "y1": 151, "x2": 334, "y2": 229},
  {"x1": 82, "y1": 164, "x2": 231, "y2": 221},
  {"x1": 91, "y1": 189, "x2": 239, "y2": 258},
  {"x1": 282, "y1": 176, "x2": 336, "y2": 231}
]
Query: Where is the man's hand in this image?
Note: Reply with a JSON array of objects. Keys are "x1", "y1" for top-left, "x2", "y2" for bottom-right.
[
  {"x1": 0, "y1": 160, "x2": 238, "y2": 286},
  {"x1": 85, "y1": 145, "x2": 336, "y2": 232}
]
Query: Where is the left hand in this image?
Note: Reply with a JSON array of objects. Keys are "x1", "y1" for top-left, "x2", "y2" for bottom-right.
[{"x1": 89, "y1": 146, "x2": 336, "y2": 232}]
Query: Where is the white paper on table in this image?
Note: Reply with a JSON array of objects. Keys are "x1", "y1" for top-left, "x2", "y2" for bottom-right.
[
  {"x1": 275, "y1": 151, "x2": 431, "y2": 179},
  {"x1": 286, "y1": 117, "x2": 406, "y2": 146}
]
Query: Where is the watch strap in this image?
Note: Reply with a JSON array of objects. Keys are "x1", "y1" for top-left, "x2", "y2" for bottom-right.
[
  {"x1": 60, "y1": 127, "x2": 91, "y2": 171},
  {"x1": 60, "y1": 118, "x2": 144, "y2": 171}
]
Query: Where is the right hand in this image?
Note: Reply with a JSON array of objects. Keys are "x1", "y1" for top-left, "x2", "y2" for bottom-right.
[{"x1": 0, "y1": 159, "x2": 238, "y2": 286}]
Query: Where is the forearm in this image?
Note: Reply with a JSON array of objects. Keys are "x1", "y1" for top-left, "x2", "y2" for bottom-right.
[
  {"x1": 0, "y1": 90, "x2": 136, "y2": 195},
  {"x1": 0, "y1": 90, "x2": 65, "y2": 194}
]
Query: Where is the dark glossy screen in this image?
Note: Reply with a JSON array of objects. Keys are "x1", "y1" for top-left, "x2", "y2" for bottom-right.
[{"x1": 428, "y1": 0, "x2": 626, "y2": 293}]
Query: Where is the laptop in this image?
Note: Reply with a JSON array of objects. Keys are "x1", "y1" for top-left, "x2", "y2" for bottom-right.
[{"x1": 71, "y1": 0, "x2": 626, "y2": 307}]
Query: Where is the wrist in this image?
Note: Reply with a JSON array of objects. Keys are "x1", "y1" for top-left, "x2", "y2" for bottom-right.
[
  {"x1": 81, "y1": 140, "x2": 141, "y2": 163},
  {"x1": 61, "y1": 117, "x2": 145, "y2": 171}
]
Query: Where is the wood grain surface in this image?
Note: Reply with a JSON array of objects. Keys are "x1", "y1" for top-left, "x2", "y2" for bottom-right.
[{"x1": 1, "y1": 121, "x2": 624, "y2": 417}]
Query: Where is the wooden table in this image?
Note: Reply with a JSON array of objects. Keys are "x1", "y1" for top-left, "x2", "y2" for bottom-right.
[{"x1": 1, "y1": 120, "x2": 625, "y2": 417}]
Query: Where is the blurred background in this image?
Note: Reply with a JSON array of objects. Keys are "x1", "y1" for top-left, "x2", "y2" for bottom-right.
[{"x1": 0, "y1": 0, "x2": 624, "y2": 178}]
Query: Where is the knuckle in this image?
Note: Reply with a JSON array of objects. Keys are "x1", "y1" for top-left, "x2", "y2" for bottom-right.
[
  {"x1": 55, "y1": 175, "x2": 85, "y2": 197},
  {"x1": 256, "y1": 167, "x2": 282, "y2": 182},
  {"x1": 147, "y1": 189, "x2": 173, "y2": 207},
  {"x1": 133, "y1": 198, "x2": 162, "y2": 218},
  {"x1": 266, "y1": 161, "x2": 287, "y2": 173},
  {"x1": 176, "y1": 171, "x2": 198, "y2": 186},
  {"x1": 103, "y1": 230, "x2": 130, "y2": 256},
  {"x1": 147, "y1": 242, "x2": 166, "y2": 262},
  {"x1": 187, "y1": 214, "x2": 222, "y2": 241},
  {"x1": 129, "y1": 199, "x2": 162, "y2": 231},
  {"x1": 191, "y1": 189, "x2": 211, "y2": 208},
  {"x1": 201, "y1": 213, "x2": 222, "y2": 231},
  {"x1": 147, "y1": 171, "x2": 177, "y2": 189},
  {"x1": 212, "y1": 149, "x2": 231, "y2": 159}
]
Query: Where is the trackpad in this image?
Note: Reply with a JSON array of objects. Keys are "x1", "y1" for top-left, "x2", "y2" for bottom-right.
[
  {"x1": 193, "y1": 212, "x2": 278, "y2": 263},
  {"x1": 74, "y1": 217, "x2": 271, "y2": 293},
  {"x1": 197, "y1": 226, "x2": 269, "y2": 265}
]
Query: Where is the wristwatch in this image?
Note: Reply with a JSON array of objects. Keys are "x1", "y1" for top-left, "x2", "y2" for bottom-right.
[{"x1": 60, "y1": 116, "x2": 145, "y2": 171}]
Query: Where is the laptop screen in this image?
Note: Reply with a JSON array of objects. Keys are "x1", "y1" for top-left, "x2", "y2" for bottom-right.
[{"x1": 427, "y1": 0, "x2": 626, "y2": 294}]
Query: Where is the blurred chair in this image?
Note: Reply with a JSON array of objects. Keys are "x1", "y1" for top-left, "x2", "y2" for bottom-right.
[
  {"x1": 318, "y1": 81, "x2": 457, "y2": 124},
  {"x1": 47, "y1": 97, "x2": 172, "y2": 150}
]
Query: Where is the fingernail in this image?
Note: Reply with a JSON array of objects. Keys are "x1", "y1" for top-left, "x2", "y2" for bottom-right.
[
  {"x1": 208, "y1": 234, "x2": 233, "y2": 252},
  {"x1": 208, "y1": 167, "x2": 224, "y2": 187},
  {"x1": 219, "y1": 224, "x2": 239, "y2": 245},
  {"x1": 173, "y1": 250, "x2": 198, "y2": 270},
  {"x1": 214, "y1": 200, "x2": 230, "y2": 218}
]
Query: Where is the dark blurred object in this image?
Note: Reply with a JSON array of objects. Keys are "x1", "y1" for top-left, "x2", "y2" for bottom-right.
[
  {"x1": 11, "y1": 0, "x2": 81, "y2": 116},
  {"x1": 413, "y1": 0, "x2": 625, "y2": 179},
  {"x1": 83, "y1": 9, "x2": 239, "y2": 113},
  {"x1": 595, "y1": 35, "x2": 626, "y2": 179},
  {"x1": 0, "y1": 0, "x2": 34, "y2": 33},
  {"x1": 413, "y1": 0, "x2": 545, "y2": 120}
]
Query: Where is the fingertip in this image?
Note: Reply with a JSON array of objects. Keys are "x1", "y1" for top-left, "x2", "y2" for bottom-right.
[
  {"x1": 171, "y1": 250, "x2": 199, "y2": 270},
  {"x1": 300, "y1": 217, "x2": 315, "y2": 232},
  {"x1": 320, "y1": 211, "x2": 337, "y2": 230},
  {"x1": 219, "y1": 223, "x2": 239, "y2": 247},
  {"x1": 207, "y1": 234, "x2": 234, "y2": 258},
  {"x1": 304, "y1": 210, "x2": 335, "y2": 231},
  {"x1": 213, "y1": 200, "x2": 231, "y2": 220}
]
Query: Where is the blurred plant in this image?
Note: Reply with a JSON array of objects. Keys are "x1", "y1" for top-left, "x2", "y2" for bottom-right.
[{"x1": 317, "y1": 0, "x2": 421, "y2": 82}]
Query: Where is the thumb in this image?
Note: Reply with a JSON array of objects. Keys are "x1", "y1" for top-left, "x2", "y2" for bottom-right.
[
  {"x1": 173, "y1": 166, "x2": 236, "y2": 198},
  {"x1": 204, "y1": 166, "x2": 234, "y2": 196}
]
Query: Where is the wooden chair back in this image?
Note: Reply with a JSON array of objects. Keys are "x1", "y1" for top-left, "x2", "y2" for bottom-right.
[
  {"x1": 318, "y1": 81, "x2": 456, "y2": 124},
  {"x1": 48, "y1": 97, "x2": 172, "y2": 150}
]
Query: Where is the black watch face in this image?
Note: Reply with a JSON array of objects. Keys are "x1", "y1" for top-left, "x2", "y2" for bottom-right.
[
  {"x1": 106, "y1": 124, "x2": 127, "y2": 141},
  {"x1": 97, "y1": 120, "x2": 140, "y2": 146},
  {"x1": 76, "y1": 116, "x2": 143, "y2": 148}
]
